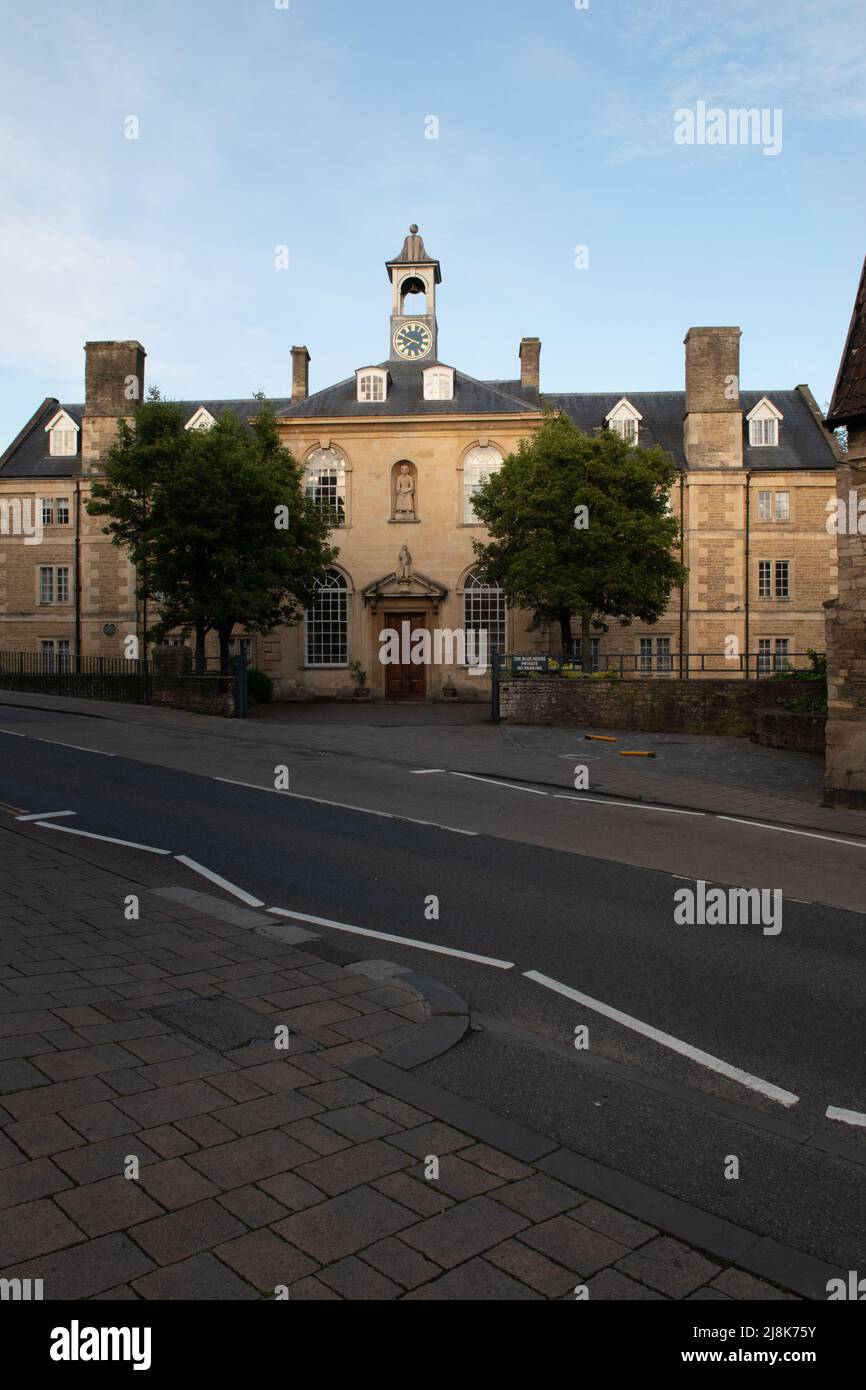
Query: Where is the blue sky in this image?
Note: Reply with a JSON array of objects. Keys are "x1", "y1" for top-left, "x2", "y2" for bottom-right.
[{"x1": 1, "y1": 0, "x2": 864, "y2": 447}]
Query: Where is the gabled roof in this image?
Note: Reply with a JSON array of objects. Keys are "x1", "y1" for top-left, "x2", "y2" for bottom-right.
[
  {"x1": 827, "y1": 252, "x2": 866, "y2": 428},
  {"x1": 0, "y1": 399, "x2": 84, "y2": 478}
]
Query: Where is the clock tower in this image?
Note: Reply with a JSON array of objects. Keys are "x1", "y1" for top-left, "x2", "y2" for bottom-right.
[{"x1": 386, "y1": 225, "x2": 441, "y2": 363}]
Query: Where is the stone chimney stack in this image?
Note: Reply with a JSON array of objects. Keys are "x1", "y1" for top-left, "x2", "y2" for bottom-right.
[
  {"x1": 292, "y1": 346, "x2": 311, "y2": 403},
  {"x1": 82, "y1": 340, "x2": 146, "y2": 472},
  {"x1": 519, "y1": 337, "x2": 541, "y2": 394},
  {"x1": 683, "y1": 327, "x2": 743, "y2": 467}
]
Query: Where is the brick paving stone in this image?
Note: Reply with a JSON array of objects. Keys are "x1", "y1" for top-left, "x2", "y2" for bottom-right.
[
  {"x1": 31, "y1": 1042, "x2": 140, "y2": 1081},
  {"x1": 405, "y1": 1257, "x2": 543, "y2": 1300},
  {"x1": 53, "y1": 1135, "x2": 161, "y2": 1185},
  {"x1": 519, "y1": 1215, "x2": 628, "y2": 1276},
  {"x1": 133, "y1": 1055, "x2": 229, "y2": 1088},
  {"x1": 214, "y1": 1229, "x2": 318, "y2": 1291},
  {"x1": 318, "y1": 1104, "x2": 402, "y2": 1143},
  {"x1": 48, "y1": 1006, "x2": 109, "y2": 1028},
  {"x1": 4, "y1": 1075, "x2": 115, "y2": 1119},
  {"x1": 6, "y1": 1113, "x2": 86, "y2": 1159},
  {"x1": 125, "y1": 1035, "x2": 198, "y2": 1064},
  {"x1": 274, "y1": 1186, "x2": 416, "y2": 1263},
  {"x1": 282, "y1": 1117, "x2": 352, "y2": 1155},
  {"x1": 90, "y1": 1284, "x2": 141, "y2": 1299},
  {"x1": 129, "y1": 1198, "x2": 247, "y2": 1265},
  {"x1": 288, "y1": 1276, "x2": 341, "y2": 1299},
  {"x1": 0, "y1": 1033, "x2": 55, "y2": 1060},
  {"x1": 494, "y1": 1174, "x2": 586, "y2": 1223},
  {"x1": 366, "y1": 1095, "x2": 431, "y2": 1129},
  {"x1": 137, "y1": 1158, "x2": 220, "y2": 1210},
  {"x1": 133, "y1": 1252, "x2": 260, "y2": 1300},
  {"x1": 37, "y1": 1029, "x2": 90, "y2": 1052},
  {"x1": 4, "y1": 1232, "x2": 154, "y2": 1298},
  {"x1": 0, "y1": 1058, "x2": 50, "y2": 1094},
  {"x1": 486, "y1": 1237, "x2": 576, "y2": 1298},
  {"x1": 0, "y1": 1155, "x2": 72, "y2": 1208},
  {"x1": 174, "y1": 1113, "x2": 236, "y2": 1146},
  {"x1": 586, "y1": 1268, "x2": 668, "y2": 1300},
  {"x1": 217, "y1": 1185, "x2": 289, "y2": 1227},
  {"x1": 689, "y1": 1287, "x2": 733, "y2": 1300},
  {"x1": 0, "y1": 1197, "x2": 85, "y2": 1266},
  {"x1": 389, "y1": 1121, "x2": 474, "y2": 1159},
  {"x1": 0, "y1": 1128, "x2": 26, "y2": 1168},
  {"x1": 281, "y1": 1002, "x2": 360, "y2": 1031},
  {"x1": 427, "y1": 1155, "x2": 507, "y2": 1201},
  {"x1": 56, "y1": 1174, "x2": 164, "y2": 1236},
  {"x1": 284, "y1": 1053, "x2": 347, "y2": 1084},
  {"x1": 136, "y1": 1125, "x2": 198, "y2": 1159},
  {"x1": 216, "y1": 1089, "x2": 322, "y2": 1137},
  {"x1": 459, "y1": 1144, "x2": 533, "y2": 1182},
  {"x1": 257, "y1": 1171, "x2": 327, "y2": 1213},
  {"x1": 616, "y1": 1236, "x2": 721, "y2": 1298},
  {"x1": 115, "y1": 1079, "x2": 229, "y2": 1128},
  {"x1": 319, "y1": 1041, "x2": 378, "y2": 1065},
  {"x1": 0, "y1": 1013, "x2": 61, "y2": 1040},
  {"x1": 570, "y1": 1199, "x2": 655, "y2": 1249},
  {"x1": 361, "y1": 1237, "x2": 441, "y2": 1291},
  {"x1": 104, "y1": 1069, "x2": 155, "y2": 1096},
  {"x1": 710, "y1": 1268, "x2": 799, "y2": 1301},
  {"x1": 328, "y1": 1012, "x2": 406, "y2": 1042},
  {"x1": 187, "y1": 1131, "x2": 318, "y2": 1188},
  {"x1": 62, "y1": 1100, "x2": 139, "y2": 1141},
  {"x1": 298, "y1": 1078, "x2": 379, "y2": 1108},
  {"x1": 316, "y1": 1255, "x2": 403, "y2": 1300},
  {"x1": 295, "y1": 1139, "x2": 409, "y2": 1196},
  {"x1": 402, "y1": 1195, "x2": 529, "y2": 1270},
  {"x1": 374, "y1": 1171, "x2": 455, "y2": 1217},
  {"x1": 208, "y1": 1073, "x2": 269, "y2": 1104},
  {"x1": 237, "y1": 1060, "x2": 317, "y2": 1093}
]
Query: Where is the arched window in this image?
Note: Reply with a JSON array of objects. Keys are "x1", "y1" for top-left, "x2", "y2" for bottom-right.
[
  {"x1": 305, "y1": 448, "x2": 346, "y2": 527},
  {"x1": 463, "y1": 572, "x2": 507, "y2": 659},
  {"x1": 305, "y1": 570, "x2": 348, "y2": 667},
  {"x1": 463, "y1": 445, "x2": 502, "y2": 523}
]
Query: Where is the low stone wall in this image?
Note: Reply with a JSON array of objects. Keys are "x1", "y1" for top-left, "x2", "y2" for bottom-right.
[
  {"x1": 499, "y1": 676, "x2": 822, "y2": 738},
  {"x1": 754, "y1": 710, "x2": 826, "y2": 754},
  {"x1": 152, "y1": 676, "x2": 235, "y2": 718}
]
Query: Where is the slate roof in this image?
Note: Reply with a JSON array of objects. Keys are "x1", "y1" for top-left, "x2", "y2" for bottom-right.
[
  {"x1": 0, "y1": 378, "x2": 836, "y2": 478},
  {"x1": 827, "y1": 252, "x2": 866, "y2": 428}
]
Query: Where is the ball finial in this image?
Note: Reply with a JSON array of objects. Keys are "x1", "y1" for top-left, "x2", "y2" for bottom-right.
[{"x1": 410, "y1": 224, "x2": 419, "y2": 234}]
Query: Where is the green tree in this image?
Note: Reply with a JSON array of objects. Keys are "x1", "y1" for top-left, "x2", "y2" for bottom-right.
[
  {"x1": 88, "y1": 396, "x2": 336, "y2": 673},
  {"x1": 471, "y1": 412, "x2": 687, "y2": 670}
]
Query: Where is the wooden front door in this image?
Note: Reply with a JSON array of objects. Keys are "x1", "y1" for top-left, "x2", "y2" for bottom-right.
[{"x1": 383, "y1": 612, "x2": 427, "y2": 700}]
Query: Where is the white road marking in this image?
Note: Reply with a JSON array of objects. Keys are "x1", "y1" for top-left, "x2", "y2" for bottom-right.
[
  {"x1": 718, "y1": 816, "x2": 866, "y2": 850},
  {"x1": 213, "y1": 776, "x2": 476, "y2": 835},
  {"x1": 269, "y1": 906, "x2": 514, "y2": 969},
  {"x1": 15, "y1": 810, "x2": 76, "y2": 822},
  {"x1": 555, "y1": 794, "x2": 704, "y2": 817},
  {"x1": 0, "y1": 727, "x2": 117, "y2": 756},
  {"x1": 523, "y1": 969, "x2": 800, "y2": 1107},
  {"x1": 826, "y1": 1105, "x2": 866, "y2": 1129},
  {"x1": 450, "y1": 772, "x2": 548, "y2": 795},
  {"x1": 0, "y1": 729, "x2": 28, "y2": 737},
  {"x1": 411, "y1": 769, "x2": 446, "y2": 774},
  {"x1": 174, "y1": 855, "x2": 264, "y2": 908},
  {"x1": 35, "y1": 822, "x2": 171, "y2": 854}
]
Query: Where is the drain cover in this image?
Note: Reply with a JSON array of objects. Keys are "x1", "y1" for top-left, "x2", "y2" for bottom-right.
[{"x1": 151, "y1": 999, "x2": 274, "y2": 1050}]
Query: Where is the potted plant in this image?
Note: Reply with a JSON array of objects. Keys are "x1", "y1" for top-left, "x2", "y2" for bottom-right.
[{"x1": 349, "y1": 659, "x2": 370, "y2": 700}]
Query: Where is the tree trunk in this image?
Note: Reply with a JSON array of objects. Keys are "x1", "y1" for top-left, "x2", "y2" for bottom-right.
[
  {"x1": 218, "y1": 625, "x2": 232, "y2": 677},
  {"x1": 581, "y1": 612, "x2": 592, "y2": 673},
  {"x1": 194, "y1": 619, "x2": 206, "y2": 675},
  {"x1": 558, "y1": 607, "x2": 573, "y2": 658}
]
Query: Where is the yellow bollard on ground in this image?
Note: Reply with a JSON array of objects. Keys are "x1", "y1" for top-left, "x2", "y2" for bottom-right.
[{"x1": 619, "y1": 751, "x2": 656, "y2": 758}]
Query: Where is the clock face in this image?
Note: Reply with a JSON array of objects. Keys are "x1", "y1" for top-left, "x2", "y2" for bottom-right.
[{"x1": 394, "y1": 321, "x2": 433, "y2": 359}]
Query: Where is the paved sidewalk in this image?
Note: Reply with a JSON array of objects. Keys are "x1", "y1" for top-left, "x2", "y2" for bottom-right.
[
  {"x1": 2, "y1": 689, "x2": 864, "y2": 840},
  {"x1": 0, "y1": 824, "x2": 826, "y2": 1301}
]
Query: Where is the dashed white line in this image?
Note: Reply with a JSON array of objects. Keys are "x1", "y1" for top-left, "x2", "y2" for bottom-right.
[
  {"x1": 34, "y1": 822, "x2": 171, "y2": 854},
  {"x1": 826, "y1": 1105, "x2": 866, "y2": 1129},
  {"x1": 450, "y1": 772, "x2": 548, "y2": 795},
  {"x1": 175, "y1": 855, "x2": 264, "y2": 908},
  {"x1": 555, "y1": 794, "x2": 704, "y2": 817},
  {"x1": 213, "y1": 777, "x2": 476, "y2": 835},
  {"x1": 523, "y1": 969, "x2": 800, "y2": 1107},
  {"x1": 268, "y1": 906, "x2": 514, "y2": 969},
  {"x1": 15, "y1": 810, "x2": 76, "y2": 822},
  {"x1": 718, "y1": 816, "x2": 866, "y2": 850},
  {"x1": 411, "y1": 769, "x2": 446, "y2": 774}
]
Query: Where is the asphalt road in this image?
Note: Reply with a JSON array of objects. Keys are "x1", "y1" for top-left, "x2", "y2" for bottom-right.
[{"x1": 1, "y1": 707, "x2": 865, "y2": 1268}]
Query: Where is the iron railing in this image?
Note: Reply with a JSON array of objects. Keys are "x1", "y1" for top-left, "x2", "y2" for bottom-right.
[
  {"x1": 0, "y1": 651, "x2": 152, "y2": 704},
  {"x1": 498, "y1": 651, "x2": 824, "y2": 680}
]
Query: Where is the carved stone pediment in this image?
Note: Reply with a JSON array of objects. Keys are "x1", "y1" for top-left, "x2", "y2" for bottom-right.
[{"x1": 362, "y1": 570, "x2": 448, "y2": 614}]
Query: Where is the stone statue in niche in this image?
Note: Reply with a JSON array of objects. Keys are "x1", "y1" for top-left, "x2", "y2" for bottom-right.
[
  {"x1": 397, "y1": 544, "x2": 413, "y2": 581},
  {"x1": 394, "y1": 463, "x2": 416, "y2": 519}
]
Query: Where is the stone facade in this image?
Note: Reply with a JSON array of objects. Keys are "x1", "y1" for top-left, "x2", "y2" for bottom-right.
[{"x1": 0, "y1": 230, "x2": 840, "y2": 702}]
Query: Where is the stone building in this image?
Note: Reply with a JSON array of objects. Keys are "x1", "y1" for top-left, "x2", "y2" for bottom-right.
[
  {"x1": 825, "y1": 252, "x2": 866, "y2": 806},
  {"x1": 0, "y1": 227, "x2": 840, "y2": 700}
]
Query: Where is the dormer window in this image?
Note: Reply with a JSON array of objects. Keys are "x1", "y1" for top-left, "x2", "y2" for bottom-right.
[
  {"x1": 357, "y1": 368, "x2": 388, "y2": 403},
  {"x1": 747, "y1": 398, "x2": 782, "y2": 447},
  {"x1": 423, "y1": 367, "x2": 454, "y2": 401},
  {"x1": 185, "y1": 406, "x2": 216, "y2": 431},
  {"x1": 44, "y1": 409, "x2": 79, "y2": 457},
  {"x1": 605, "y1": 397, "x2": 642, "y2": 446}
]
